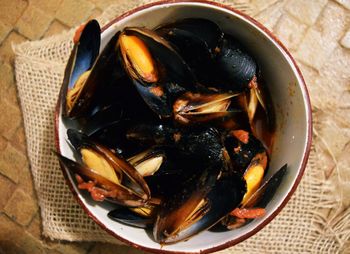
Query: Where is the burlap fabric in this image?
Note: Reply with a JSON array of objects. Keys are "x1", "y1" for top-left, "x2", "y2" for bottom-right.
[{"x1": 13, "y1": 1, "x2": 350, "y2": 253}]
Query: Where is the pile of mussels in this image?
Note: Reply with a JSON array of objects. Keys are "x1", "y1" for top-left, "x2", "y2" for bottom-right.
[{"x1": 57, "y1": 18, "x2": 287, "y2": 244}]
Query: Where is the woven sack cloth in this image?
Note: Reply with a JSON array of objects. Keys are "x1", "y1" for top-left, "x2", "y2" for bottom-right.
[{"x1": 13, "y1": 1, "x2": 350, "y2": 253}]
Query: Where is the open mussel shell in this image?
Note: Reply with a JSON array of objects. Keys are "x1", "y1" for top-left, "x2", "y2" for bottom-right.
[
  {"x1": 217, "y1": 164, "x2": 287, "y2": 230},
  {"x1": 128, "y1": 148, "x2": 166, "y2": 177},
  {"x1": 153, "y1": 164, "x2": 220, "y2": 243},
  {"x1": 241, "y1": 151, "x2": 268, "y2": 205},
  {"x1": 61, "y1": 20, "x2": 100, "y2": 118},
  {"x1": 108, "y1": 207, "x2": 155, "y2": 228},
  {"x1": 154, "y1": 166, "x2": 246, "y2": 244},
  {"x1": 67, "y1": 129, "x2": 151, "y2": 200},
  {"x1": 118, "y1": 27, "x2": 197, "y2": 118},
  {"x1": 64, "y1": 27, "x2": 127, "y2": 118},
  {"x1": 243, "y1": 164, "x2": 287, "y2": 208},
  {"x1": 55, "y1": 153, "x2": 147, "y2": 207},
  {"x1": 173, "y1": 91, "x2": 240, "y2": 125},
  {"x1": 224, "y1": 129, "x2": 266, "y2": 172},
  {"x1": 244, "y1": 74, "x2": 276, "y2": 149}
]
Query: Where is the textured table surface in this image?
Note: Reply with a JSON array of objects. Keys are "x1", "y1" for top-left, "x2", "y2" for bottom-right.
[{"x1": 0, "y1": 0, "x2": 349, "y2": 253}]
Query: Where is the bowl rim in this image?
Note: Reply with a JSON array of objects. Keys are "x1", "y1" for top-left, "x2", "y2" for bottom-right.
[{"x1": 54, "y1": 0, "x2": 313, "y2": 253}]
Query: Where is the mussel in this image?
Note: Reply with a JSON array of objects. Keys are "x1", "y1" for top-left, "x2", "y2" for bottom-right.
[
  {"x1": 221, "y1": 164, "x2": 287, "y2": 230},
  {"x1": 62, "y1": 129, "x2": 151, "y2": 206},
  {"x1": 224, "y1": 129, "x2": 266, "y2": 171},
  {"x1": 173, "y1": 92, "x2": 240, "y2": 125},
  {"x1": 157, "y1": 18, "x2": 223, "y2": 85},
  {"x1": 57, "y1": 18, "x2": 284, "y2": 245},
  {"x1": 153, "y1": 157, "x2": 246, "y2": 243},
  {"x1": 118, "y1": 27, "x2": 196, "y2": 118},
  {"x1": 61, "y1": 20, "x2": 101, "y2": 118},
  {"x1": 214, "y1": 34, "x2": 257, "y2": 92},
  {"x1": 108, "y1": 206, "x2": 155, "y2": 228}
]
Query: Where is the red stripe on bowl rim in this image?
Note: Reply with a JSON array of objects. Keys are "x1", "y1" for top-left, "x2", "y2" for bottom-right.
[{"x1": 54, "y1": 1, "x2": 312, "y2": 253}]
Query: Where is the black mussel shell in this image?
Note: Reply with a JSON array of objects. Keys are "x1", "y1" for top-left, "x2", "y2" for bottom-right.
[
  {"x1": 173, "y1": 92, "x2": 240, "y2": 125},
  {"x1": 153, "y1": 163, "x2": 246, "y2": 244},
  {"x1": 55, "y1": 153, "x2": 147, "y2": 207},
  {"x1": 158, "y1": 18, "x2": 223, "y2": 53},
  {"x1": 68, "y1": 21, "x2": 100, "y2": 90},
  {"x1": 118, "y1": 27, "x2": 197, "y2": 118},
  {"x1": 175, "y1": 127, "x2": 224, "y2": 167},
  {"x1": 214, "y1": 35, "x2": 257, "y2": 92},
  {"x1": 67, "y1": 129, "x2": 151, "y2": 199},
  {"x1": 157, "y1": 18, "x2": 223, "y2": 85},
  {"x1": 85, "y1": 73, "x2": 159, "y2": 121},
  {"x1": 128, "y1": 126, "x2": 222, "y2": 159},
  {"x1": 153, "y1": 163, "x2": 220, "y2": 243},
  {"x1": 216, "y1": 164, "x2": 287, "y2": 230},
  {"x1": 126, "y1": 123, "x2": 178, "y2": 146},
  {"x1": 143, "y1": 147, "x2": 198, "y2": 198},
  {"x1": 72, "y1": 31, "x2": 123, "y2": 117},
  {"x1": 224, "y1": 130, "x2": 266, "y2": 172},
  {"x1": 157, "y1": 27, "x2": 213, "y2": 84},
  {"x1": 79, "y1": 103, "x2": 124, "y2": 136},
  {"x1": 108, "y1": 207, "x2": 154, "y2": 228},
  {"x1": 88, "y1": 121, "x2": 133, "y2": 156},
  {"x1": 244, "y1": 164, "x2": 287, "y2": 208},
  {"x1": 62, "y1": 20, "x2": 101, "y2": 118},
  {"x1": 65, "y1": 30, "x2": 129, "y2": 118}
]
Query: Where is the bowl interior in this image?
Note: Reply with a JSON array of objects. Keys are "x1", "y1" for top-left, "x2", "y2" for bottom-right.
[{"x1": 57, "y1": 2, "x2": 311, "y2": 253}]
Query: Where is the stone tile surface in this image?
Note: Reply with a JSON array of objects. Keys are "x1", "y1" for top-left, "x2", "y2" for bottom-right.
[
  {"x1": 48, "y1": 243, "x2": 90, "y2": 254},
  {"x1": 0, "y1": 62, "x2": 14, "y2": 95},
  {"x1": 0, "y1": 0, "x2": 28, "y2": 26},
  {"x1": 295, "y1": 28, "x2": 329, "y2": 69},
  {"x1": 89, "y1": 0, "x2": 124, "y2": 10},
  {"x1": 26, "y1": 213, "x2": 42, "y2": 239},
  {"x1": 29, "y1": 0, "x2": 63, "y2": 15},
  {"x1": 0, "y1": 31, "x2": 27, "y2": 62},
  {"x1": 285, "y1": 0, "x2": 328, "y2": 25},
  {"x1": 56, "y1": 0, "x2": 95, "y2": 27},
  {"x1": 0, "y1": 0, "x2": 349, "y2": 253},
  {"x1": 251, "y1": 0, "x2": 280, "y2": 14},
  {"x1": 88, "y1": 8, "x2": 103, "y2": 20},
  {"x1": 0, "y1": 174, "x2": 16, "y2": 210},
  {"x1": 0, "y1": 142, "x2": 28, "y2": 184},
  {"x1": 0, "y1": 135, "x2": 7, "y2": 150},
  {"x1": 16, "y1": 4, "x2": 53, "y2": 40},
  {"x1": 10, "y1": 126, "x2": 27, "y2": 154},
  {"x1": 4, "y1": 188, "x2": 38, "y2": 226},
  {"x1": 0, "y1": 21, "x2": 11, "y2": 44},
  {"x1": 254, "y1": 0, "x2": 286, "y2": 31},
  {"x1": 274, "y1": 14, "x2": 308, "y2": 50},
  {"x1": 0, "y1": 98, "x2": 22, "y2": 139},
  {"x1": 44, "y1": 20, "x2": 69, "y2": 38},
  {"x1": 315, "y1": 1, "x2": 349, "y2": 42},
  {"x1": 296, "y1": 1, "x2": 349, "y2": 69}
]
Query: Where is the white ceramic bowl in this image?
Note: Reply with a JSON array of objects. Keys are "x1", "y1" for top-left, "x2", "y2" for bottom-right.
[{"x1": 55, "y1": 1, "x2": 312, "y2": 253}]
